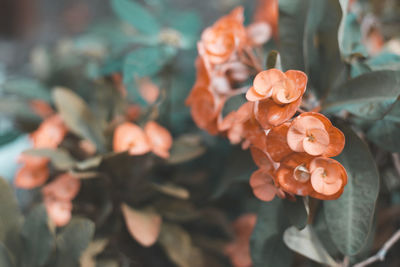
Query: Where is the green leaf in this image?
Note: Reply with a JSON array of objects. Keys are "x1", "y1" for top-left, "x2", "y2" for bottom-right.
[
  {"x1": 0, "y1": 177, "x2": 22, "y2": 253},
  {"x1": 23, "y1": 148, "x2": 76, "y2": 170},
  {"x1": 283, "y1": 197, "x2": 308, "y2": 230},
  {"x1": 283, "y1": 225, "x2": 338, "y2": 266},
  {"x1": 324, "y1": 124, "x2": 379, "y2": 255},
  {"x1": 366, "y1": 52, "x2": 400, "y2": 71},
  {"x1": 250, "y1": 198, "x2": 293, "y2": 267},
  {"x1": 305, "y1": 0, "x2": 347, "y2": 99},
  {"x1": 111, "y1": 0, "x2": 160, "y2": 34},
  {"x1": 55, "y1": 218, "x2": 95, "y2": 267},
  {"x1": 20, "y1": 205, "x2": 55, "y2": 267},
  {"x1": 167, "y1": 134, "x2": 206, "y2": 164},
  {"x1": 123, "y1": 46, "x2": 171, "y2": 84},
  {"x1": 323, "y1": 70, "x2": 400, "y2": 120},
  {"x1": 338, "y1": 11, "x2": 367, "y2": 59},
  {"x1": 52, "y1": 87, "x2": 106, "y2": 152},
  {"x1": 1, "y1": 78, "x2": 51, "y2": 102},
  {"x1": 159, "y1": 223, "x2": 203, "y2": 267},
  {"x1": 367, "y1": 120, "x2": 400, "y2": 152},
  {"x1": 167, "y1": 11, "x2": 201, "y2": 49},
  {"x1": 278, "y1": 0, "x2": 309, "y2": 71},
  {"x1": 0, "y1": 242, "x2": 15, "y2": 267}
]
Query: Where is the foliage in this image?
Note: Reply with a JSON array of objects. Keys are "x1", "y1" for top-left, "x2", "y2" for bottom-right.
[{"x1": 0, "y1": 0, "x2": 399, "y2": 266}]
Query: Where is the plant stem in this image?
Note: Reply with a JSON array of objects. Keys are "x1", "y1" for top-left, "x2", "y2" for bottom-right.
[{"x1": 353, "y1": 229, "x2": 400, "y2": 267}]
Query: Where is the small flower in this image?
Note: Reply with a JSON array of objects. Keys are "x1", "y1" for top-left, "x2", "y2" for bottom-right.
[
  {"x1": 275, "y1": 154, "x2": 347, "y2": 200},
  {"x1": 113, "y1": 122, "x2": 151, "y2": 155},
  {"x1": 199, "y1": 7, "x2": 247, "y2": 65},
  {"x1": 30, "y1": 100, "x2": 54, "y2": 118},
  {"x1": 246, "y1": 22, "x2": 272, "y2": 46},
  {"x1": 44, "y1": 197, "x2": 73, "y2": 227},
  {"x1": 42, "y1": 173, "x2": 81, "y2": 201},
  {"x1": 287, "y1": 112, "x2": 345, "y2": 157},
  {"x1": 309, "y1": 157, "x2": 347, "y2": 197},
  {"x1": 31, "y1": 114, "x2": 67, "y2": 149},
  {"x1": 246, "y1": 69, "x2": 307, "y2": 127},
  {"x1": 253, "y1": 0, "x2": 279, "y2": 39},
  {"x1": 138, "y1": 77, "x2": 160, "y2": 104},
  {"x1": 224, "y1": 214, "x2": 257, "y2": 267},
  {"x1": 14, "y1": 164, "x2": 49, "y2": 189},
  {"x1": 144, "y1": 121, "x2": 173, "y2": 159}
]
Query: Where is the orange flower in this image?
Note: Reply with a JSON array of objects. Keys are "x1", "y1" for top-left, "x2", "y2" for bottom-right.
[
  {"x1": 113, "y1": 122, "x2": 151, "y2": 155},
  {"x1": 224, "y1": 214, "x2": 257, "y2": 267},
  {"x1": 246, "y1": 22, "x2": 272, "y2": 46},
  {"x1": 265, "y1": 122, "x2": 292, "y2": 162},
  {"x1": 14, "y1": 164, "x2": 49, "y2": 189},
  {"x1": 287, "y1": 112, "x2": 345, "y2": 157},
  {"x1": 218, "y1": 102, "x2": 253, "y2": 145},
  {"x1": 125, "y1": 104, "x2": 141, "y2": 121},
  {"x1": 199, "y1": 7, "x2": 247, "y2": 65},
  {"x1": 30, "y1": 100, "x2": 54, "y2": 118},
  {"x1": 249, "y1": 147, "x2": 285, "y2": 201},
  {"x1": 138, "y1": 77, "x2": 160, "y2": 104},
  {"x1": 31, "y1": 114, "x2": 67, "y2": 149},
  {"x1": 275, "y1": 154, "x2": 347, "y2": 200},
  {"x1": 246, "y1": 69, "x2": 307, "y2": 127},
  {"x1": 42, "y1": 173, "x2": 81, "y2": 227},
  {"x1": 42, "y1": 173, "x2": 81, "y2": 201},
  {"x1": 144, "y1": 121, "x2": 173, "y2": 159},
  {"x1": 253, "y1": 0, "x2": 279, "y2": 39},
  {"x1": 186, "y1": 57, "x2": 224, "y2": 134},
  {"x1": 44, "y1": 197, "x2": 73, "y2": 227},
  {"x1": 309, "y1": 157, "x2": 347, "y2": 198}
]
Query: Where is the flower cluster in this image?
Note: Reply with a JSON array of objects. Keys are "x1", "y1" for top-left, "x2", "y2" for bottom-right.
[{"x1": 187, "y1": 6, "x2": 347, "y2": 202}]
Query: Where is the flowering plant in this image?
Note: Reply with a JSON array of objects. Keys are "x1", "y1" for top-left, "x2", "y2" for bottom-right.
[{"x1": 0, "y1": 0, "x2": 399, "y2": 267}]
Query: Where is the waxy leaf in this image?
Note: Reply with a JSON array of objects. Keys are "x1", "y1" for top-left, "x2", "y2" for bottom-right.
[
  {"x1": 20, "y1": 205, "x2": 55, "y2": 267},
  {"x1": 123, "y1": 46, "x2": 171, "y2": 84},
  {"x1": 0, "y1": 177, "x2": 22, "y2": 253},
  {"x1": 111, "y1": 0, "x2": 160, "y2": 34},
  {"x1": 324, "y1": 70, "x2": 400, "y2": 120},
  {"x1": 283, "y1": 197, "x2": 308, "y2": 230},
  {"x1": 159, "y1": 223, "x2": 203, "y2": 267},
  {"x1": 250, "y1": 198, "x2": 293, "y2": 267},
  {"x1": 0, "y1": 242, "x2": 14, "y2": 267},
  {"x1": 121, "y1": 203, "x2": 162, "y2": 247},
  {"x1": 284, "y1": 225, "x2": 338, "y2": 266},
  {"x1": 1, "y1": 78, "x2": 51, "y2": 102},
  {"x1": 324, "y1": 124, "x2": 379, "y2": 255},
  {"x1": 23, "y1": 148, "x2": 76, "y2": 170},
  {"x1": 278, "y1": 0, "x2": 308, "y2": 71},
  {"x1": 53, "y1": 87, "x2": 106, "y2": 151},
  {"x1": 55, "y1": 218, "x2": 95, "y2": 267}
]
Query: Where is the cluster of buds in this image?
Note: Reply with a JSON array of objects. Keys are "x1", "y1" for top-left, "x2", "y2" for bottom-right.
[{"x1": 186, "y1": 6, "x2": 348, "y2": 203}]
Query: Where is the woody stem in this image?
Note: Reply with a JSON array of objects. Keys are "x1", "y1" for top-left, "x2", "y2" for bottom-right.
[{"x1": 353, "y1": 229, "x2": 400, "y2": 267}]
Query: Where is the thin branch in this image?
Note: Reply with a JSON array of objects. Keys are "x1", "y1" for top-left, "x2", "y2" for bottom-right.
[{"x1": 353, "y1": 229, "x2": 400, "y2": 267}]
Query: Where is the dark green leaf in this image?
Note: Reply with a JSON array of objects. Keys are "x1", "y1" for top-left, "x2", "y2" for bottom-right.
[
  {"x1": 55, "y1": 218, "x2": 95, "y2": 267},
  {"x1": 323, "y1": 70, "x2": 400, "y2": 120},
  {"x1": 0, "y1": 242, "x2": 14, "y2": 267},
  {"x1": 167, "y1": 134, "x2": 206, "y2": 164},
  {"x1": 283, "y1": 225, "x2": 338, "y2": 266},
  {"x1": 283, "y1": 197, "x2": 308, "y2": 230},
  {"x1": 53, "y1": 87, "x2": 106, "y2": 152},
  {"x1": 23, "y1": 148, "x2": 76, "y2": 170},
  {"x1": 1, "y1": 78, "x2": 51, "y2": 102},
  {"x1": 324, "y1": 124, "x2": 379, "y2": 255},
  {"x1": 123, "y1": 46, "x2": 172, "y2": 84},
  {"x1": 251, "y1": 198, "x2": 293, "y2": 267},
  {"x1": 111, "y1": 0, "x2": 160, "y2": 34},
  {"x1": 0, "y1": 177, "x2": 22, "y2": 253},
  {"x1": 338, "y1": 12, "x2": 367, "y2": 59},
  {"x1": 367, "y1": 120, "x2": 400, "y2": 152},
  {"x1": 20, "y1": 205, "x2": 55, "y2": 267},
  {"x1": 278, "y1": 0, "x2": 309, "y2": 71}
]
